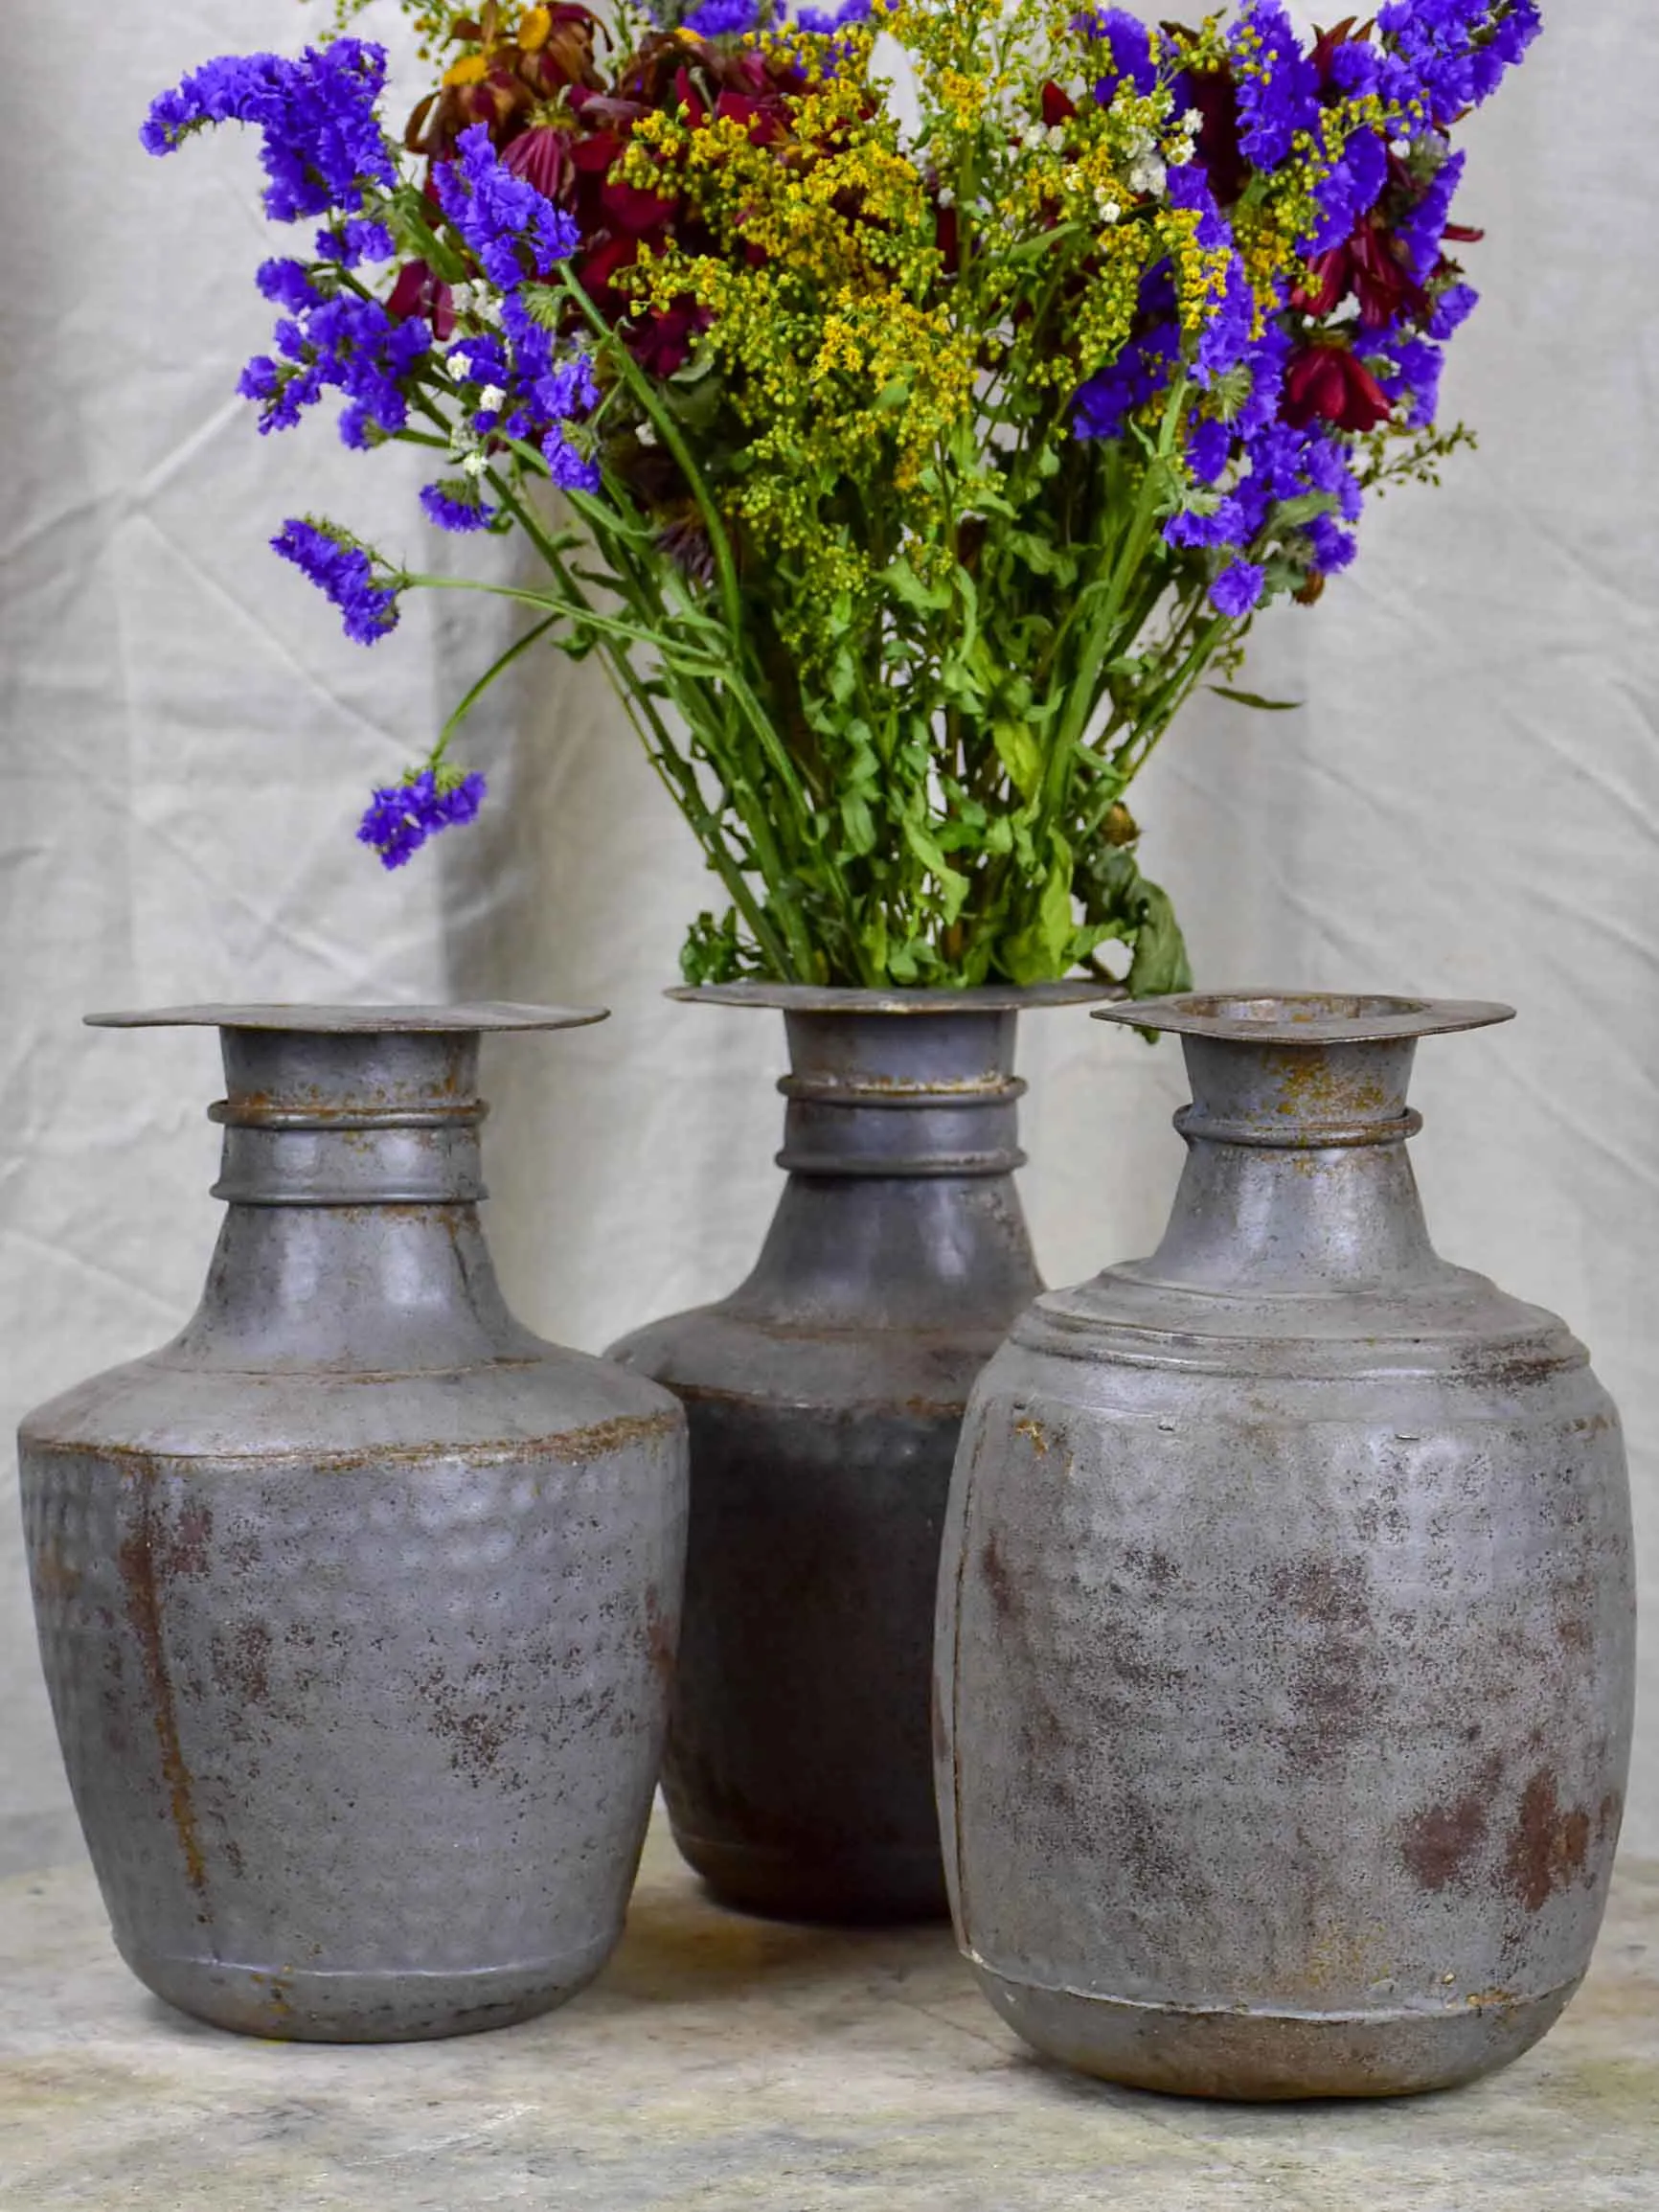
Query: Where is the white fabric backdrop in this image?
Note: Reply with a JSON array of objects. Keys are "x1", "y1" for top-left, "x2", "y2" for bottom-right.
[{"x1": 3, "y1": 0, "x2": 1656, "y2": 1857}]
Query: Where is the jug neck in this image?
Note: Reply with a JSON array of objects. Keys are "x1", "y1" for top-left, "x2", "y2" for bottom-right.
[
  {"x1": 175, "y1": 1029, "x2": 522, "y2": 1370},
  {"x1": 1148, "y1": 1034, "x2": 1443, "y2": 1291},
  {"x1": 735, "y1": 1008, "x2": 1042, "y2": 1328}
]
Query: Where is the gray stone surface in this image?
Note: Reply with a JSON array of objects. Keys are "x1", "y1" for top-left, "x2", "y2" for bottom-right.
[{"x1": 0, "y1": 1813, "x2": 1654, "y2": 2209}]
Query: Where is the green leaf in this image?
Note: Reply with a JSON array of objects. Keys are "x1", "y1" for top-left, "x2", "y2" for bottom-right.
[
  {"x1": 883, "y1": 558, "x2": 952, "y2": 615},
  {"x1": 1209, "y1": 686, "x2": 1304, "y2": 713},
  {"x1": 1272, "y1": 490, "x2": 1340, "y2": 531},
  {"x1": 1126, "y1": 880, "x2": 1193, "y2": 1001},
  {"x1": 1002, "y1": 833, "x2": 1076, "y2": 986},
  {"x1": 901, "y1": 818, "x2": 969, "y2": 923},
  {"x1": 992, "y1": 718, "x2": 1045, "y2": 805},
  {"x1": 840, "y1": 793, "x2": 877, "y2": 857}
]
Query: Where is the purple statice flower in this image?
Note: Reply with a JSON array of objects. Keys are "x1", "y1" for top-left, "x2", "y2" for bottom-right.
[
  {"x1": 1188, "y1": 418, "x2": 1234, "y2": 485},
  {"x1": 1327, "y1": 39, "x2": 1381, "y2": 98},
  {"x1": 446, "y1": 333, "x2": 512, "y2": 390},
  {"x1": 1196, "y1": 254, "x2": 1258, "y2": 388},
  {"x1": 1373, "y1": 329, "x2": 1445, "y2": 426},
  {"x1": 1075, "y1": 322, "x2": 1179, "y2": 440},
  {"x1": 315, "y1": 217, "x2": 398, "y2": 269},
  {"x1": 256, "y1": 258, "x2": 318, "y2": 314},
  {"x1": 1167, "y1": 163, "x2": 1231, "y2": 252},
  {"x1": 1310, "y1": 125, "x2": 1389, "y2": 253},
  {"x1": 543, "y1": 427, "x2": 602, "y2": 493},
  {"x1": 1079, "y1": 10, "x2": 1159, "y2": 100},
  {"x1": 1307, "y1": 513, "x2": 1358, "y2": 574},
  {"x1": 795, "y1": 0, "x2": 873, "y2": 29},
  {"x1": 1234, "y1": 308, "x2": 1295, "y2": 438},
  {"x1": 1211, "y1": 559, "x2": 1267, "y2": 618},
  {"x1": 272, "y1": 518, "x2": 400, "y2": 645},
  {"x1": 241, "y1": 289, "x2": 430, "y2": 445},
  {"x1": 1395, "y1": 147, "x2": 1466, "y2": 281},
  {"x1": 1429, "y1": 280, "x2": 1480, "y2": 338},
  {"x1": 1074, "y1": 267, "x2": 1180, "y2": 441},
  {"x1": 420, "y1": 480, "x2": 498, "y2": 533},
  {"x1": 444, "y1": 305, "x2": 598, "y2": 482},
  {"x1": 1299, "y1": 429, "x2": 1366, "y2": 524},
  {"x1": 687, "y1": 0, "x2": 760, "y2": 31},
  {"x1": 1166, "y1": 411, "x2": 1369, "y2": 600},
  {"x1": 1166, "y1": 497, "x2": 1250, "y2": 551},
  {"x1": 435, "y1": 125, "x2": 580, "y2": 293},
  {"x1": 1376, "y1": 0, "x2": 1542, "y2": 129},
  {"x1": 1229, "y1": 3, "x2": 1320, "y2": 171},
  {"x1": 358, "y1": 768, "x2": 488, "y2": 869},
  {"x1": 142, "y1": 40, "x2": 396, "y2": 224}
]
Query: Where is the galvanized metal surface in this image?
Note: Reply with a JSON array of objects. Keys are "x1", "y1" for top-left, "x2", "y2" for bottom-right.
[
  {"x1": 609, "y1": 990, "x2": 1104, "y2": 1924},
  {"x1": 3, "y1": 1808, "x2": 1658, "y2": 2211},
  {"x1": 18, "y1": 1009, "x2": 689, "y2": 2043},
  {"x1": 937, "y1": 992, "x2": 1636, "y2": 2100}
]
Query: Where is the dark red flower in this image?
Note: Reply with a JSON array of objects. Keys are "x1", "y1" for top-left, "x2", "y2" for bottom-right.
[
  {"x1": 576, "y1": 230, "x2": 642, "y2": 315},
  {"x1": 1284, "y1": 343, "x2": 1394, "y2": 433},
  {"x1": 1179, "y1": 64, "x2": 1250, "y2": 205},
  {"x1": 1040, "y1": 80, "x2": 1076, "y2": 129},
  {"x1": 1294, "y1": 215, "x2": 1429, "y2": 329},
  {"x1": 632, "y1": 299, "x2": 710, "y2": 377},
  {"x1": 503, "y1": 125, "x2": 574, "y2": 199},
  {"x1": 386, "y1": 259, "x2": 455, "y2": 340},
  {"x1": 602, "y1": 174, "x2": 679, "y2": 233},
  {"x1": 1309, "y1": 16, "x2": 1362, "y2": 88}
]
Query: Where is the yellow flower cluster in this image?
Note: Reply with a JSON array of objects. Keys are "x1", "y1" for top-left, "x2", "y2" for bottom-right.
[{"x1": 617, "y1": 29, "x2": 978, "y2": 650}]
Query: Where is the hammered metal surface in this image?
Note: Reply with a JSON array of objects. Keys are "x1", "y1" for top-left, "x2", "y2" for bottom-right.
[
  {"x1": 610, "y1": 1001, "x2": 1095, "y2": 1924},
  {"x1": 936, "y1": 995, "x2": 1636, "y2": 2099},
  {"x1": 18, "y1": 1016, "x2": 688, "y2": 2041}
]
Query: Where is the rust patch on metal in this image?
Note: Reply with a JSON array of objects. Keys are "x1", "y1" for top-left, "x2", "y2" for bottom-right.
[
  {"x1": 1270, "y1": 1051, "x2": 1391, "y2": 1123},
  {"x1": 31, "y1": 1543, "x2": 83, "y2": 1601},
  {"x1": 420, "y1": 1665, "x2": 523, "y2": 1787},
  {"x1": 1400, "y1": 1756, "x2": 1502, "y2": 1891},
  {"x1": 1270, "y1": 1557, "x2": 1375, "y2": 1767},
  {"x1": 25, "y1": 1415, "x2": 681, "y2": 1472},
  {"x1": 644, "y1": 1584, "x2": 676, "y2": 1686},
  {"x1": 1503, "y1": 1770, "x2": 1593, "y2": 1912},
  {"x1": 117, "y1": 1469, "x2": 210, "y2": 1901},
  {"x1": 557, "y1": 1410, "x2": 683, "y2": 1464},
  {"x1": 670, "y1": 1376, "x2": 966, "y2": 1422},
  {"x1": 215, "y1": 1620, "x2": 273, "y2": 1709},
  {"x1": 1014, "y1": 1418, "x2": 1050, "y2": 1456},
  {"x1": 980, "y1": 1528, "x2": 1016, "y2": 1625}
]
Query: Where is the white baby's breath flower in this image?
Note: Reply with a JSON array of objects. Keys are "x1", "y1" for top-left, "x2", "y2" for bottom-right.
[
  {"x1": 462, "y1": 451, "x2": 489, "y2": 479},
  {"x1": 477, "y1": 384, "x2": 508, "y2": 414}
]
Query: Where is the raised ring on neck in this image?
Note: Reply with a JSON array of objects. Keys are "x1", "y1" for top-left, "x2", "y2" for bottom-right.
[
  {"x1": 671, "y1": 981, "x2": 1113, "y2": 1182},
  {"x1": 1100, "y1": 991, "x2": 1513, "y2": 1158},
  {"x1": 777, "y1": 1008, "x2": 1028, "y2": 1178},
  {"x1": 86, "y1": 1001, "x2": 606, "y2": 1209}
]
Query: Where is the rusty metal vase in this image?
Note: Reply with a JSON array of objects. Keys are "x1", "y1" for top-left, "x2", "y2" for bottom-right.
[
  {"x1": 19, "y1": 1004, "x2": 689, "y2": 2043},
  {"x1": 937, "y1": 992, "x2": 1635, "y2": 2100},
  {"x1": 609, "y1": 983, "x2": 1102, "y2": 1924}
]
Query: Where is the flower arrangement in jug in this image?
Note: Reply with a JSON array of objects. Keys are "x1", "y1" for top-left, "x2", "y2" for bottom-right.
[{"x1": 145, "y1": 0, "x2": 1539, "y2": 989}]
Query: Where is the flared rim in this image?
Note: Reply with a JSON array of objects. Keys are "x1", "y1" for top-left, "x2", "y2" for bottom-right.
[
  {"x1": 1095, "y1": 991, "x2": 1516, "y2": 1044},
  {"x1": 667, "y1": 981, "x2": 1119, "y2": 1014},
  {"x1": 86, "y1": 1002, "x2": 608, "y2": 1034}
]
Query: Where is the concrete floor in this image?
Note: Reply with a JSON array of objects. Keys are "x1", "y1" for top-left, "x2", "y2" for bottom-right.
[{"x1": 0, "y1": 1813, "x2": 1654, "y2": 2211}]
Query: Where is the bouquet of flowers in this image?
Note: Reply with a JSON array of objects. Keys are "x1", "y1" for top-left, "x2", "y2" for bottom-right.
[{"x1": 145, "y1": 0, "x2": 1538, "y2": 990}]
